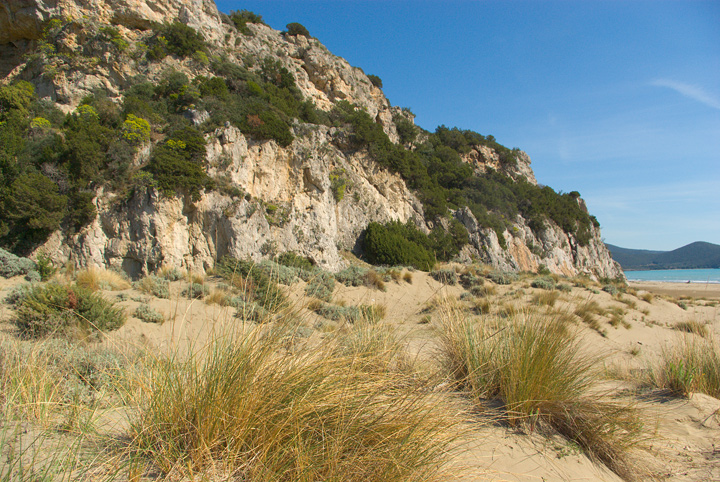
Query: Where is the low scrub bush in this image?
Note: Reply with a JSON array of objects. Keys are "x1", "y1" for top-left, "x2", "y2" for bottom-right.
[
  {"x1": 230, "y1": 297, "x2": 270, "y2": 323},
  {"x1": 217, "y1": 256, "x2": 288, "y2": 312},
  {"x1": 557, "y1": 283, "x2": 572, "y2": 293},
  {"x1": 438, "y1": 309, "x2": 645, "y2": 480},
  {"x1": 335, "y1": 265, "x2": 368, "y2": 287},
  {"x1": 257, "y1": 260, "x2": 301, "y2": 285},
  {"x1": 4, "y1": 283, "x2": 34, "y2": 306},
  {"x1": 602, "y1": 284, "x2": 619, "y2": 296},
  {"x1": 129, "y1": 326, "x2": 459, "y2": 481},
  {"x1": 158, "y1": 265, "x2": 185, "y2": 281},
  {"x1": 135, "y1": 304, "x2": 164, "y2": 324},
  {"x1": 487, "y1": 270, "x2": 517, "y2": 285},
  {"x1": 311, "y1": 302, "x2": 383, "y2": 324},
  {"x1": 431, "y1": 268, "x2": 458, "y2": 285},
  {"x1": 13, "y1": 282, "x2": 126, "y2": 338},
  {"x1": 531, "y1": 276, "x2": 555, "y2": 290},
  {"x1": 183, "y1": 282, "x2": 209, "y2": 299},
  {"x1": 136, "y1": 275, "x2": 170, "y2": 299},
  {"x1": 0, "y1": 248, "x2": 38, "y2": 278},
  {"x1": 303, "y1": 269, "x2": 336, "y2": 302}
]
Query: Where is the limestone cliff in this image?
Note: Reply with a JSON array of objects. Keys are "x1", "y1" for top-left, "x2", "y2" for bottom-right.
[{"x1": 0, "y1": 0, "x2": 623, "y2": 280}]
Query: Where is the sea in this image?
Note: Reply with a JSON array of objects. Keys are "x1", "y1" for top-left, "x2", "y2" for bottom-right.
[{"x1": 624, "y1": 268, "x2": 720, "y2": 284}]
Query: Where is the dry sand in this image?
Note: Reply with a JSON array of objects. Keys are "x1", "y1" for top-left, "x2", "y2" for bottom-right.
[
  {"x1": 630, "y1": 281, "x2": 720, "y2": 300},
  {"x1": 2, "y1": 270, "x2": 719, "y2": 481}
]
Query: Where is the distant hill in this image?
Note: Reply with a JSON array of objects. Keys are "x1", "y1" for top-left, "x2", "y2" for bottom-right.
[{"x1": 606, "y1": 242, "x2": 720, "y2": 270}]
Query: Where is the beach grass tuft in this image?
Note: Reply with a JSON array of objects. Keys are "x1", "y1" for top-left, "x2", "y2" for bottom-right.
[
  {"x1": 437, "y1": 307, "x2": 646, "y2": 480},
  {"x1": 128, "y1": 323, "x2": 462, "y2": 481},
  {"x1": 649, "y1": 335, "x2": 720, "y2": 398}
]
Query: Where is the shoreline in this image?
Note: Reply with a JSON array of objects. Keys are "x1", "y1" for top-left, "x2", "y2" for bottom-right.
[{"x1": 628, "y1": 280, "x2": 720, "y2": 299}]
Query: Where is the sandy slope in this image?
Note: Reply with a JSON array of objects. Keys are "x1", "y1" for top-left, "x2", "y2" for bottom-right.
[{"x1": 1, "y1": 271, "x2": 718, "y2": 481}]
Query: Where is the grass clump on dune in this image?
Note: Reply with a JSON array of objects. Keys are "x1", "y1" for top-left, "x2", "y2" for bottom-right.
[
  {"x1": 129, "y1": 323, "x2": 460, "y2": 481},
  {"x1": 75, "y1": 267, "x2": 131, "y2": 291},
  {"x1": 649, "y1": 336, "x2": 720, "y2": 398},
  {"x1": 673, "y1": 320, "x2": 708, "y2": 338},
  {"x1": 437, "y1": 308, "x2": 645, "y2": 480}
]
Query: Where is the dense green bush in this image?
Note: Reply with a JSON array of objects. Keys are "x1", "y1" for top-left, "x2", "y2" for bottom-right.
[
  {"x1": 275, "y1": 252, "x2": 314, "y2": 271},
  {"x1": 393, "y1": 112, "x2": 418, "y2": 144},
  {"x1": 367, "y1": 75, "x2": 383, "y2": 89},
  {"x1": 285, "y1": 22, "x2": 310, "y2": 38},
  {"x1": 13, "y1": 282, "x2": 126, "y2": 338},
  {"x1": 148, "y1": 22, "x2": 206, "y2": 60},
  {"x1": 1, "y1": 172, "x2": 68, "y2": 250},
  {"x1": 362, "y1": 221, "x2": 435, "y2": 271},
  {"x1": 146, "y1": 126, "x2": 212, "y2": 200},
  {"x1": 361, "y1": 220, "x2": 468, "y2": 270},
  {"x1": 230, "y1": 10, "x2": 265, "y2": 35}
]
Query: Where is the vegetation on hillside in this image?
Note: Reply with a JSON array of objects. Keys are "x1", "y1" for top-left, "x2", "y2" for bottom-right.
[{"x1": 0, "y1": 15, "x2": 597, "y2": 265}]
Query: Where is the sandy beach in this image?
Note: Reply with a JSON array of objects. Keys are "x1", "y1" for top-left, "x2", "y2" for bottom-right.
[{"x1": 629, "y1": 280, "x2": 720, "y2": 299}]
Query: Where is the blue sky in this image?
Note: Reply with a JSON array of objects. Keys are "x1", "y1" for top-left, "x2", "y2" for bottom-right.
[{"x1": 215, "y1": 1, "x2": 720, "y2": 251}]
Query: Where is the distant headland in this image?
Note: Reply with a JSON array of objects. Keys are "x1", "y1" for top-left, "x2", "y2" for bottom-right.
[{"x1": 606, "y1": 241, "x2": 720, "y2": 271}]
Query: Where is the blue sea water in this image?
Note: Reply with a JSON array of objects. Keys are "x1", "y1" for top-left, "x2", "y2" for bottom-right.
[{"x1": 625, "y1": 268, "x2": 720, "y2": 284}]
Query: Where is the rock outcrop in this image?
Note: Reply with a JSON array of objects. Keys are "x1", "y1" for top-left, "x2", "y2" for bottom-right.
[{"x1": 1, "y1": 0, "x2": 623, "y2": 280}]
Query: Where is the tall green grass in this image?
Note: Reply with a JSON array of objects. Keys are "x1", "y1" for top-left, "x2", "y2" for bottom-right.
[
  {"x1": 437, "y1": 308, "x2": 645, "y2": 480},
  {"x1": 650, "y1": 336, "x2": 720, "y2": 398},
  {"x1": 128, "y1": 323, "x2": 461, "y2": 481}
]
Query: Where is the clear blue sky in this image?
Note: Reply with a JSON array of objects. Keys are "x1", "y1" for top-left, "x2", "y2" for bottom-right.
[{"x1": 215, "y1": 1, "x2": 720, "y2": 251}]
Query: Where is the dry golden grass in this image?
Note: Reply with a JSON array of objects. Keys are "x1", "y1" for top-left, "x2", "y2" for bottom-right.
[
  {"x1": 306, "y1": 297, "x2": 324, "y2": 312},
  {"x1": 532, "y1": 290, "x2": 560, "y2": 307},
  {"x1": 365, "y1": 269, "x2": 386, "y2": 291},
  {"x1": 574, "y1": 300, "x2": 606, "y2": 333},
  {"x1": 403, "y1": 271, "x2": 413, "y2": 284},
  {"x1": 437, "y1": 308, "x2": 646, "y2": 480},
  {"x1": 640, "y1": 292, "x2": 653, "y2": 303},
  {"x1": 470, "y1": 298, "x2": 491, "y2": 315},
  {"x1": 187, "y1": 271, "x2": 206, "y2": 285},
  {"x1": 75, "y1": 267, "x2": 131, "y2": 292},
  {"x1": 205, "y1": 288, "x2": 231, "y2": 306},
  {"x1": 129, "y1": 324, "x2": 463, "y2": 481}
]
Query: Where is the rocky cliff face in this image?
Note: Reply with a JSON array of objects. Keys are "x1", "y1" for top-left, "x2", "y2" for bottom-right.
[
  {"x1": 454, "y1": 207, "x2": 621, "y2": 279},
  {"x1": 0, "y1": 0, "x2": 623, "y2": 280}
]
